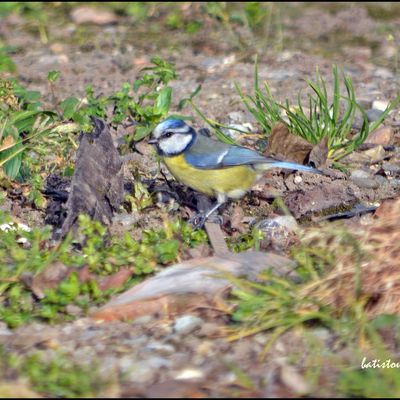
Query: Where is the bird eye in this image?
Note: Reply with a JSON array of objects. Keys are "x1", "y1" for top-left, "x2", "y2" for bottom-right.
[{"x1": 165, "y1": 131, "x2": 173, "y2": 138}]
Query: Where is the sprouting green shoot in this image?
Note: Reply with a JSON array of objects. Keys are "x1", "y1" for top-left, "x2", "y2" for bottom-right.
[{"x1": 236, "y1": 61, "x2": 400, "y2": 161}]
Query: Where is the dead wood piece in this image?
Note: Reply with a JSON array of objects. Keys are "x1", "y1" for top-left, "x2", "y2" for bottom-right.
[
  {"x1": 91, "y1": 251, "x2": 295, "y2": 321},
  {"x1": 56, "y1": 118, "x2": 124, "y2": 239}
]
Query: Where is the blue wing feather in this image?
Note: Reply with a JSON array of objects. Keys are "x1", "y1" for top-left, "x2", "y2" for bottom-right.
[
  {"x1": 184, "y1": 134, "x2": 322, "y2": 174},
  {"x1": 185, "y1": 145, "x2": 267, "y2": 169}
]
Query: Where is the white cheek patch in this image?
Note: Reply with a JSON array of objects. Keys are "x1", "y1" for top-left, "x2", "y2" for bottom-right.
[{"x1": 159, "y1": 134, "x2": 193, "y2": 155}]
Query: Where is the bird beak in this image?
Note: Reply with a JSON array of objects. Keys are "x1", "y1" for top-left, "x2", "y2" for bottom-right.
[{"x1": 148, "y1": 138, "x2": 158, "y2": 145}]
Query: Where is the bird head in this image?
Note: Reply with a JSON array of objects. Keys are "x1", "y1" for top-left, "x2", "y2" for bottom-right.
[{"x1": 149, "y1": 119, "x2": 196, "y2": 156}]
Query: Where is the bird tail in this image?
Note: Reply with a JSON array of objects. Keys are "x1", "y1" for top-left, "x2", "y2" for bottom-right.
[{"x1": 256, "y1": 160, "x2": 323, "y2": 175}]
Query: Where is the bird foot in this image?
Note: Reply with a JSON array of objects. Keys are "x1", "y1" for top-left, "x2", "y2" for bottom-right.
[{"x1": 188, "y1": 213, "x2": 223, "y2": 229}]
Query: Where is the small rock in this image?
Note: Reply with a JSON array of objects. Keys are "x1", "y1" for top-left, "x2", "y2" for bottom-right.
[
  {"x1": 366, "y1": 108, "x2": 383, "y2": 123},
  {"x1": 0, "y1": 322, "x2": 11, "y2": 340},
  {"x1": 341, "y1": 151, "x2": 371, "y2": 164},
  {"x1": 265, "y1": 69, "x2": 296, "y2": 80},
  {"x1": 350, "y1": 169, "x2": 380, "y2": 189},
  {"x1": 173, "y1": 315, "x2": 204, "y2": 335},
  {"x1": 121, "y1": 356, "x2": 170, "y2": 383},
  {"x1": 363, "y1": 145, "x2": 386, "y2": 163},
  {"x1": 279, "y1": 364, "x2": 313, "y2": 395},
  {"x1": 383, "y1": 162, "x2": 400, "y2": 175},
  {"x1": 293, "y1": 175, "x2": 303, "y2": 184},
  {"x1": 196, "y1": 340, "x2": 215, "y2": 355},
  {"x1": 256, "y1": 215, "x2": 298, "y2": 232},
  {"x1": 146, "y1": 342, "x2": 175, "y2": 356},
  {"x1": 38, "y1": 54, "x2": 69, "y2": 66},
  {"x1": 62, "y1": 325, "x2": 74, "y2": 335},
  {"x1": 374, "y1": 175, "x2": 389, "y2": 186},
  {"x1": 389, "y1": 179, "x2": 400, "y2": 189},
  {"x1": 255, "y1": 216, "x2": 298, "y2": 252},
  {"x1": 221, "y1": 123, "x2": 253, "y2": 141},
  {"x1": 356, "y1": 97, "x2": 373, "y2": 109},
  {"x1": 132, "y1": 315, "x2": 154, "y2": 325},
  {"x1": 70, "y1": 6, "x2": 119, "y2": 25},
  {"x1": 173, "y1": 368, "x2": 205, "y2": 380},
  {"x1": 373, "y1": 67, "x2": 394, "y2": 79},
  {"x1": 145, "y1": 379, "x2": 206, "y2": 398},
  {"x1": 311, "y1": 327, "x2": 331, "y2": 342},
  {"x1": 350, "y1": 169, "x2": 372, "y2": 180},
  {"x1": 197, "y1": 322, "x2": 221, "y2": 337},
  {"x1": 49, "y1": 43, "x2": 65, "y2": 54},
  {"x1": 372, "y1": 100, "x2": 390, "y2": 112},
  {"x1": 232, "y1": 340, "x2": 258, "y2": 360},
  {"x1": 200, "y1": 55, "x2": 235, "y2": 73},
  {"x1": 65, "y1": 304, "x2": 83, "y2": 317},
  {"x1": 228, "y1": 111, "x2": 245, "y2": 123},
  {"x1": 365, "y1": 126, "x2": 393, "y2": 146},
  {"x1": 113, "y1": 213, "x2": 140, "y2": 226}
]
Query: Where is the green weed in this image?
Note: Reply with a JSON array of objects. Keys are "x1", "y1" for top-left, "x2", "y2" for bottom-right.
[
  {"x1": 227, "y1": 221, "x2": 400, "y2": 395},
  {"x1": 0, "y1": 211, "x2": 207, "y2": 328},
  {"x1": 0, "y1": 55, "x2": 183, "y2": 209},
  {"x1": 0, "y1": 346, "x2": 109, "y2": 398},
  {"x1": 227, "y1": 227, "x2": 264, "y2": 252},
  {"x1": 236, "y1": 61, "x2": 400, "y2": 161}
]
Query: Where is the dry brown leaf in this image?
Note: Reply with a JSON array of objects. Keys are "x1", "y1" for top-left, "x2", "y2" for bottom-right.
[
  {"x1": 26, "y1": 261, "x2": 70, "y2": 299},
  {"x1": 0, "y1": 135, "x2": 15, "y2": 152},
  {"x1": 264, "y1": 122, "x2": 313, "y2": 164},
  {"x1": 309, "y1": 136, "x2": 329, "y2": 168},
  {"x1": 97, "y1": 268, "x2": 132, "y2": 291}
]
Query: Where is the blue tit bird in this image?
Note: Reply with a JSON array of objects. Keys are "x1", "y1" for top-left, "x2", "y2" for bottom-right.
[{"x1": 149, "y1": 119, "x2": 322, "y2": 227}]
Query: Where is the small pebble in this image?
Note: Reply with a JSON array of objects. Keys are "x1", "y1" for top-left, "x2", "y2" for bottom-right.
[
  {"x1": 372, "y1": 100, "x2": 390, "y2": 112},
  {"x1": 311, "y1": 328, "x2": 331, "y2": 342},
  {"x1": 257, "y1": 215, "x2": 298, "y2": 232},
  {"x1": 365, "y1": 126, "x2": 393, "y2": 146},
  {"x1": 294, "y1": 175, "x2": 303, "y2": 184},
  {"x1": 174, "y1": 368, "x2": 204, "y2": 380},
  {"x1": 382, "y1": 162, "x2": 400, "y2": 175},
  {"x1": 173, "y1": 315, "x2": 204, "y2": 335},
  {"x1": 389, "y1": 179, "x2": 400, "y2": 189},
  {"x1": 373, "y1": 67, "x2": 393, "y2": 79},
  {"x1": 350, "y1": 169, "x2": 379, "y2": 189},
  {"x1": 146, "y1": 342, "x2": 175, "y2": 356},
  {"x1": 197, "y1": 322, "x2": 220, "y2": 337},
  {"x1": 351, "y1": 177, "x2": 379, "y2": 190},
  {"x1": 280, "y1": 364, "x2": 313, "y2": 395},
  {"x1": 113, "y1": 213, "x2": 139, "y2": 226},
  {"x1": 363, "y1": 145, "x2": 385, "y2": 163},
  {"x1": 132, "y1": 315, "x2": 154, "y2": 325},
  {"x1": 0, "y1": 322, "x2": 11, "y2": 338},
  {"x1": 366, "y1": 108, "x2": 383, "y2": 123},
  {"x1": 350, "y1": 169, "x2": 372, "y2": 180},
  {"x1": 228, "y1": 111, "x2": 245, "y2": 123}
]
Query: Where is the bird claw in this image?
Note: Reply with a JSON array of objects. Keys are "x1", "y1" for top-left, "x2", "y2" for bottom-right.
[
  {"x1": 188, "y1": 213, "x2": 223, "y2": 229},
  {"x1": 188, "y1": 213, "x2": 207, "y2": 229}
]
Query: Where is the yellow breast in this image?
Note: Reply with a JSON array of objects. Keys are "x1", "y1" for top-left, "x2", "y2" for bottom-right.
[{"x1": 163, "y1": 154, "x2": 257, "y2": 199}]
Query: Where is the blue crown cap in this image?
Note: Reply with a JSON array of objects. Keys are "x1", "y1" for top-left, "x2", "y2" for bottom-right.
[{"x1": 157, "y1": 118, "x2": 186, "y2": 130}]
